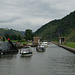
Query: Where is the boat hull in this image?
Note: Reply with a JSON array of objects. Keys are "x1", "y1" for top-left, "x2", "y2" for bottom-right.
[
  {"x1": 20, "y1": 51, "x2": 32, "y2": 57},
  {"x1": 36, "y1": 47, "x2": 45, "y2": 52},
  {"x1": 21, "y1": 53, "x2": 32, "y2": 56}
]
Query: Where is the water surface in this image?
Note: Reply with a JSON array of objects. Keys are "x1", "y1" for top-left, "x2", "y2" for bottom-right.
[{"x1": 0, "y1": 43, "x2": 75, "y2": 75}]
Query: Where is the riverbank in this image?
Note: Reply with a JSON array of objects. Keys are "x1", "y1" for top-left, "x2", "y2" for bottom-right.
[
  {"x1": 52, "y1": 41, "x2": 75, "y2": 54},
  {"x1": 58, "y1": 44, "x2": 75, "y2": 54},
  {"x1": 53, "y1": 41, "x2": 75, "y2": 49},
  {"x1": 64, "y1": 42, "x2": 75, "y2": 49}
]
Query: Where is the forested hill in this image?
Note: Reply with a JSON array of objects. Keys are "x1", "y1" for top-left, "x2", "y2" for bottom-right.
[
  {"x1": 34, "y1": 11, "x2": 75, "y2": 41},
  {"x1": 0, "y1": 28, "x2": 23, "y2": 37}
]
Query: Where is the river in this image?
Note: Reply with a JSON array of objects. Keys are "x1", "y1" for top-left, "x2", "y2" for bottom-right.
[{"x1": 0, "y1": 43, "x2": 75, "y2": 75}]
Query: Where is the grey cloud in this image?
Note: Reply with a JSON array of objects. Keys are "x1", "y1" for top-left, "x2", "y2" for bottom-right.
[
  {"x1": 0, "y1": 0, "x2": 75, "y2": 31},
  {"x1": 0, "y1": 16, "x2": 21, "y2": 23}
]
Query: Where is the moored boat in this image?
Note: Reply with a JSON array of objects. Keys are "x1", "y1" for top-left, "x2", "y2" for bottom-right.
[
  {"x1": 20, "y1": 46, "x2": 32, "y2": 57},
  {"x1": 41, "y1": 42, "x2": 48, "y2": 47},
  {"x1": 36, "y1": 45, "x2": 46, "y2": 52}
]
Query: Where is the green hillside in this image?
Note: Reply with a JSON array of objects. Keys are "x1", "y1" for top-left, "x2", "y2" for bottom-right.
[
  {"x1": 0, "y1": 28, "x2": 23, "y2": 37},
  {"x1": 34, "y1": 11, "x2": 75, "y2": 41}
]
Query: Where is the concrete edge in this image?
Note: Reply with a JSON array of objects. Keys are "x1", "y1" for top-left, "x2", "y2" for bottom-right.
[{"x1": 52, "y1": 42, "x2": 75, "y2": 54}]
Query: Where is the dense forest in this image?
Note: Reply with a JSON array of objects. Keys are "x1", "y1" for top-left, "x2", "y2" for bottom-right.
[{"x1": 34, "y1": 11, "x2": 75, "y2": 42}]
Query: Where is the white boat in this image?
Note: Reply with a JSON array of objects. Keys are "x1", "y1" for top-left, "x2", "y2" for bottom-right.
[
  {"x1": 41, "y1": 42, "x2": 48, "y2": 47},
  {"x1": 36, "y1": 45, "x2": 46, "y2": 52},
  {"x1": 20, "y1": 46, "x2": 32, "y2": 56}
]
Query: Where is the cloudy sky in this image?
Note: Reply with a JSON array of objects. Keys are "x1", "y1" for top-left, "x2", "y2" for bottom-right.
[{"x1": 0, "y1": 0, "x2": 75, "y2": 31}]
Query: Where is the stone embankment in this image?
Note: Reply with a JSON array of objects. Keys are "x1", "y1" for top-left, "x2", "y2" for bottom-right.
[{"x1": 52, "y1": 42, "x2": 75, "y2": 54}]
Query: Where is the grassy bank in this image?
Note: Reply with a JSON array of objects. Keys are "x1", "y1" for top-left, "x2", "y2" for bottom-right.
[
  {"x1": 5, "y1": 40, "x2": 31, "y2": 45},
  {"x1": 52, "y1": 41, "x2": 75, "y2": 49},
  {"x1": 64, "y1": 42, "x2": 75, "y2": 49}
]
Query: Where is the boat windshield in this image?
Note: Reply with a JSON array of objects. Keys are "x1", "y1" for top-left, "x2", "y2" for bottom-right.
[{"x1": 23, "y1": 46, "x2": 31, "y2": 51}]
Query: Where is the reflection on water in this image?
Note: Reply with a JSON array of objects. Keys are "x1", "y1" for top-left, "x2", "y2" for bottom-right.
[
  {"x1": 0, "y1": 43, "x2": 75, "y2": 75},
  {"x1": 0, "y1": 54, "x2": 16, "y2": 59}
]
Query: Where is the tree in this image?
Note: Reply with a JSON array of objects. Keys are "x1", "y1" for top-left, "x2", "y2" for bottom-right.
[
  {"x1": 2, "y1": 37, "x2": 5, "y2": 42},
  {"x1": 25, "y1": 29, "x2": 33, "y2": 41},
  {"x1": 17, "y1": 35, "x2": 22, "y2": 41},
  {"x1": 5, "y1": 34, "x2": 18, "y2": 40},
  {"x1": 11, "y1": 35, "x2": 18, "y2": 40},
  {"x1": 5, "y1": 34, "x2": 10, "y2": 39}
]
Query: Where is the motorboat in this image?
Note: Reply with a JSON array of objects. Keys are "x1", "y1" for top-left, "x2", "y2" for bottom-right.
[
  {"x1": 20, "y1": 46, "x2": 32, "y2": 56},
  {"x1": 36, "y1": 45, "x2": 46, "y2": 52},
  {"x1": 41, "y1": 42, "x2": 48, "y2": 47}
]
